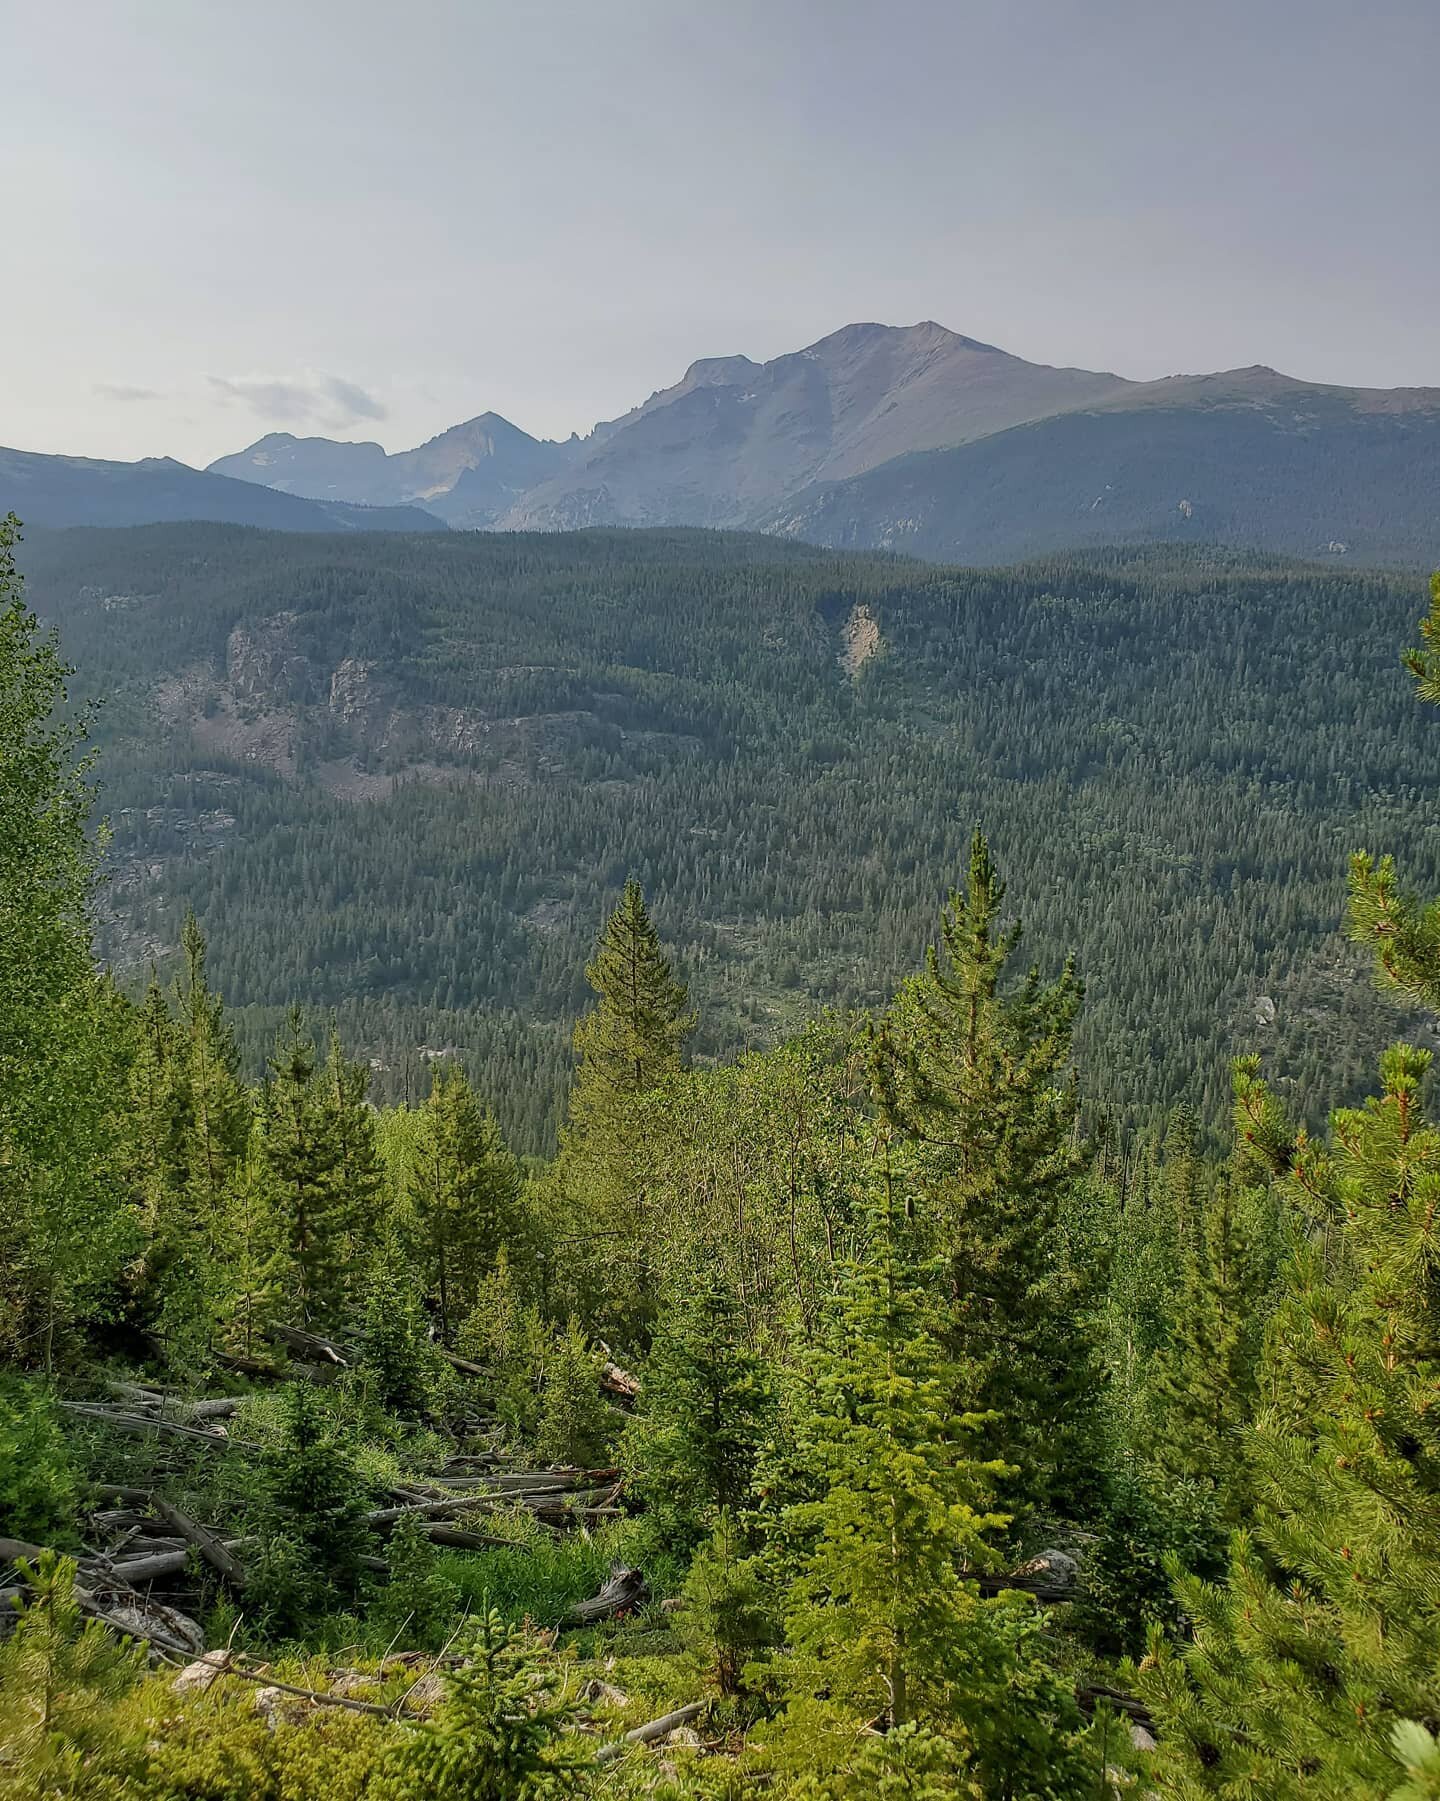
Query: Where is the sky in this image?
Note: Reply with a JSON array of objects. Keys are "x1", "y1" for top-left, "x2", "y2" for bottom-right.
[{"x1": 4, "y1": 0, "x2": 1438, "y2": 466}]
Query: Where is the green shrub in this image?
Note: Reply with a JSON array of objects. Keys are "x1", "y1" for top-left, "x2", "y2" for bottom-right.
[{"x1": 0, "y1": 1376, "x2": 79, "y2": 1546}]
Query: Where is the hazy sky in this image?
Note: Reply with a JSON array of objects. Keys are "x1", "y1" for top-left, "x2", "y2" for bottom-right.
[{"x1": 5, "y1": 0, "x2": 1438, "y2": 466}]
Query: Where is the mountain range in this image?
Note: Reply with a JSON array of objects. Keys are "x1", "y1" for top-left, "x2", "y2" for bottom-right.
[{"x1": 7, "y1": 322, "x2": 1440, "y2": 562}]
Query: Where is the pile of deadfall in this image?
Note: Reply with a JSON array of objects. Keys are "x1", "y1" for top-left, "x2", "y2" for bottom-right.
[{"x1": 1, "y1": 1321, "x2": 643, "y2": 1662}]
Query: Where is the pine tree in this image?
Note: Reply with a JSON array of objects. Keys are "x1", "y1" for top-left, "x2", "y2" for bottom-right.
[
  {"x1": 1148, "y1": 1159, "x2": 1275, "y2": 1513},
  {"x1": 553, "y1": 877, "x2": 694, "y2": 1337},
  {"x1": 260, "y1": 1009, "x2": 350, "y2": 1326},
  {"x1": 409, "y1": 1065, "x2": 521, "y2": 1343},
  {"x1": 535, "y1": 1319, "x2": 614, "y2": 1469},
  {"x1": 626, "y1": 1270, "x2": 772, "y2": 1545},
  {"x1": 1347, "y1": 572, "x2": 1440, "y2": 1010},
  {"x1": 0, "y1": 1551, "x2": 142, "y2": 1786},
  {"x1": 1139, "y1": 1047, "x2": 1440, "y2": 1796},
  {"x1": 0, "y1": 516, "x2": 134, "y2": 1371},
  {"x1": 457, "y1": 1248, "x2": 549, "y2": 1447},
  {"x1": 143, "y1": 916, "x2": 251, "y2": 1367},
  {"x1": 568, "y1": 877, "x2": 695, "y2": 1117},
  {"x1": 324, "y1": 1028, "x2": 384, "y2": 1272},
  {"x1": 765, "y1": 1170, "x2": 1093, "y2": 1793},
  {"x1": 874, "y1": 829, "x2": 1094, "y2": 1521}
]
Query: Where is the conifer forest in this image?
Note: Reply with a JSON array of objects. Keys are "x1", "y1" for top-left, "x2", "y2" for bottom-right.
[{"x1": 7, "y1": 502, "x2": 1440, "y2": 1801}]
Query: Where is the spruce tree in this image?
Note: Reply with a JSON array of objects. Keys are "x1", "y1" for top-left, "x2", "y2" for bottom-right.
[
  {"x1": 0, "y1": 516, "x2": 133, "y2": 1370},
  {"x1": 765, "y1": 1170, "x2": 1092, "y2": 1794},
  {"x1": 324, "y1": 1027, "x2": 384, "y2": 1269},
  {"x1": 1140, "y1": 1047, "x2": 1440, "y2": 1796},
  {"x1": 874, "y1": 829, "x2": 1094, "y2": 1521},
  {"x1": 260, "y1": 1008, "x2": 351, "y2": 1326},
  {"x1": 409, "y1": 1065, "x2": 521, "y2": 1343},
  {"x1": 1148, "y1": 1159, "x2": 1274, "y2": 1513},
  {"x1": 142, "y1": 916, "x2": 251, "y2": 1366},
  {"x1": 555, "y1": 876, "x2": 694, "y2": 1336},
  {"x1": 626, "y1": 1270, "x2": 773, "y2": 1546}
]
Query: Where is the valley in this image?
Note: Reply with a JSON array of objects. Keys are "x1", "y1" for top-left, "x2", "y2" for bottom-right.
[{"x1": 21, "y1": 521, "x2": 1438, "y2": 1151}]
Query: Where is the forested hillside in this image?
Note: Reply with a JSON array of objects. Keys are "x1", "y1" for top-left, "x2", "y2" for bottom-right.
[
  {"x1": 8, "y1": 508, "x2": 1440, "y2": 1796},
  {"x1": 19, "y1": 523, "x2": 1440, "y2": 1150}
]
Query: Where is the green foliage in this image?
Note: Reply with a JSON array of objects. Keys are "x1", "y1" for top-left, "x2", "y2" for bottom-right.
[
  {"x1": 0, "y1": 1551, "x2": 143, "y2": 1792},
  {"x1": 625, "y1": 1273, "x2": 772, "y2": 1548},
  {"x1": 1140, "y1": 1046, "x2": 1440, "y2": 1795},
  {"x1": 0, "y1": 1377, "x2": 78, "y2": 1546},
  {"x1": 356, "y1": 1231, "x2": 442, "y2": 1418},
  {"x1": 374, "y1": 1513, "x2": 461, "y2": 1652},
  {"x1": 0, "y1": 515, "x2": 134, "y2": 1370},
  {"x1": 676, "y1": 1513, "x2": 775, "y2": 1696},
  {"x1": 768, "y1": 1179, "x2": 1007, "y2": 1734},
  {"x1": 380, "y1": 1606, "x2": 590, "y2": 1799},
  {"x1": 254, "y1": 1385, "x2": 375, "y2": 1637},
  {"x1": 1077, "y1": 1464, "x2": 1224, "y2": 1657},
  {"x1": 534, "y1": 1319, "x2": 615, "y2": 1470},
  {"x1": 408, "y1": 1065, "x2": 522, "y2": 1343},
  {"x1": 456, "y1": 1248, "x2": 549, "y2": 1447},
  {"x1": 553, "y1": 877, "x2": 695, "y2": 1336},
  {"x1": 876, "y1": 830, "x2": 1097, "y2": 1521},
  {"x1": 259, "y1": 1009, "x2": 376, "y2": 1327}
]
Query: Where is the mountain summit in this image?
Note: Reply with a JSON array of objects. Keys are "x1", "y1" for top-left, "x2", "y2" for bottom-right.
[
  {"x1": 10, "y1": 319, "x2": 1428, "y2": 563},
  {"x1": 209, "y1": 413, "x2": 577, "y2": 526}
]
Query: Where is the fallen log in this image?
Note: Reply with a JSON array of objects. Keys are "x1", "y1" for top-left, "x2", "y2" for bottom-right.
[
  {"x1": 1077, "y1": 1683, "x2": 1155, "y2": 1731},
  {"x1": 596, "y1": 1700, "x2": 706, "y2": 1765},
  {"x1": 565, "y1": 1564, "x2": 648, "y2": 1626},
  {"x1": 0, "y1": 1536, "x2": 48, "y2": 1564},
  {"x1": 596, "y1": 1343, "x2": 640, "y2": 1404},
  {"x1": 60, "y1": 1402, "x2": 255, "y2": 1449},
  {"x1": 90, "y1": 1485, "x2": 157, "y2": 1507},
  {"x1": 267, "y1": 1323, "x2": 349, "y2": 1365},
  {"x1": 154, "y1": 1498, "x2": 246, "y2": 1587},
  {"x1": 423, "y1": 1524, "x2": 524, "y2": 1553},
  {"x1": 103, "y1": 1549, "x2": 192, "y2": 1584}
]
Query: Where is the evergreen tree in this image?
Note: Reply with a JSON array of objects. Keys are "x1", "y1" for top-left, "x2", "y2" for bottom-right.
[
  {"x1": 409, "y1": 1065, "x2": 521, "y2": 1343},
  {"x1": 384, "y1": 1606, "x2": 589, "y2": 1799},
  {"x1": 874, "y1": 829, "x2": 1094, "y2": 1521},
  {"x1": 554, "y1": 877, "x2": 694, "y2": 1337},
  {"x1": 260, "y1": 1009, "x2": 351, "y2": 1326},
  {"x1": 1148, "y1": 1162, "x2": 1274, "y2": 1513},
  {"x1": 255, "y1": 1383, "x2": 375, "y2": 1634},
  {"x1": 143, "y1": 916, "x2": 252, "y2": 1367},
  {"x1": 324, "y1": 1027, "x2": 384, "y2": 1272},
  {"x1": 534, "y1": 1319, "x2": 614, "y2": 1469},
  {"x1": 0, "y1": 515, "x2": 133, "y2": 1370},
  {"x1": 568, "y1": 877, "x2": 695, "y2": 1115},
  {"x1": 457, "y1": 1248, "x2": 549, "y2": 1447},
  {"x1": 357, "y1": 1226, "x2": 438, "y2": 1417},
  {"x1": 0, "y1": 1551, "x2": 142, "y2": 1788},
  {"x1": 766, "y1": 1169, "x2": 1089, "y2": 1793},
  {"x1": 1140, "y1": 1047, "x2": 1440, "y2": 1796},
  {"x1": 626, "y1": 1270, "x2": 773, "y2": 1546}
]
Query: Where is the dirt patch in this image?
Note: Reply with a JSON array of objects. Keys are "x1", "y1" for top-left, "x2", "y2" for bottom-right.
[{"x1": 837, "y1": 603, "x2": 881, "y2": 679}]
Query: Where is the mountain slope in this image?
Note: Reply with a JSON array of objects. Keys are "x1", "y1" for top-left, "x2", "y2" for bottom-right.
[
  {"x1": 18, "y1": 523, "x2": 1439, "y2": 1151},
  {"x1": 500, "y1": 321, "x2": 1131, "y2": 529},
  {"x1": 198, "y1": 321, "x2": 1440, "y2": 563},
  {"x1": 209, "y1": 413, "x2": 576, "y2": 526},
  {"x1": 764, "y1": 397, "x2": 1440, "y2": 566},
  {"x1": 0, "y1": 446, "x2": 447, "y2": 533}
]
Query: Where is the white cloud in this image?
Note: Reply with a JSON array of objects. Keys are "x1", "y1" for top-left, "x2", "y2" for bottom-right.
[
  {"x1": 207, "y1": 370, "x2": 387, "y2": 430},
  {"x1": 92, "y1": 381, "x2": 162, "y2": 403}
]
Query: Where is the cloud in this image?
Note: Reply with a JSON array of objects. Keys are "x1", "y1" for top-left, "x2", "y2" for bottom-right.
[
  {"x1": 207, "y1": 370, "x2": 388, "y2": 430},
  {"x1": 93, "y1": 381, "x2": 162, "y2": 403}
]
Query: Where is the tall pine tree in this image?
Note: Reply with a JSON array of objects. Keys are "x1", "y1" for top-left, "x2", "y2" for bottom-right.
[
  {"x1": 1141, "y1": 1048, "x2": 1440, "y2": 1796},
  {"x1": 552, "y1": 877, "x2": 694, "y2": 1338},
  {"x1": 408, "y1": 1064, "x2": 521, "y2": 1343},
  {"x1": 874, "y1": 829, "x2": 1094, "y2": 1522}
]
